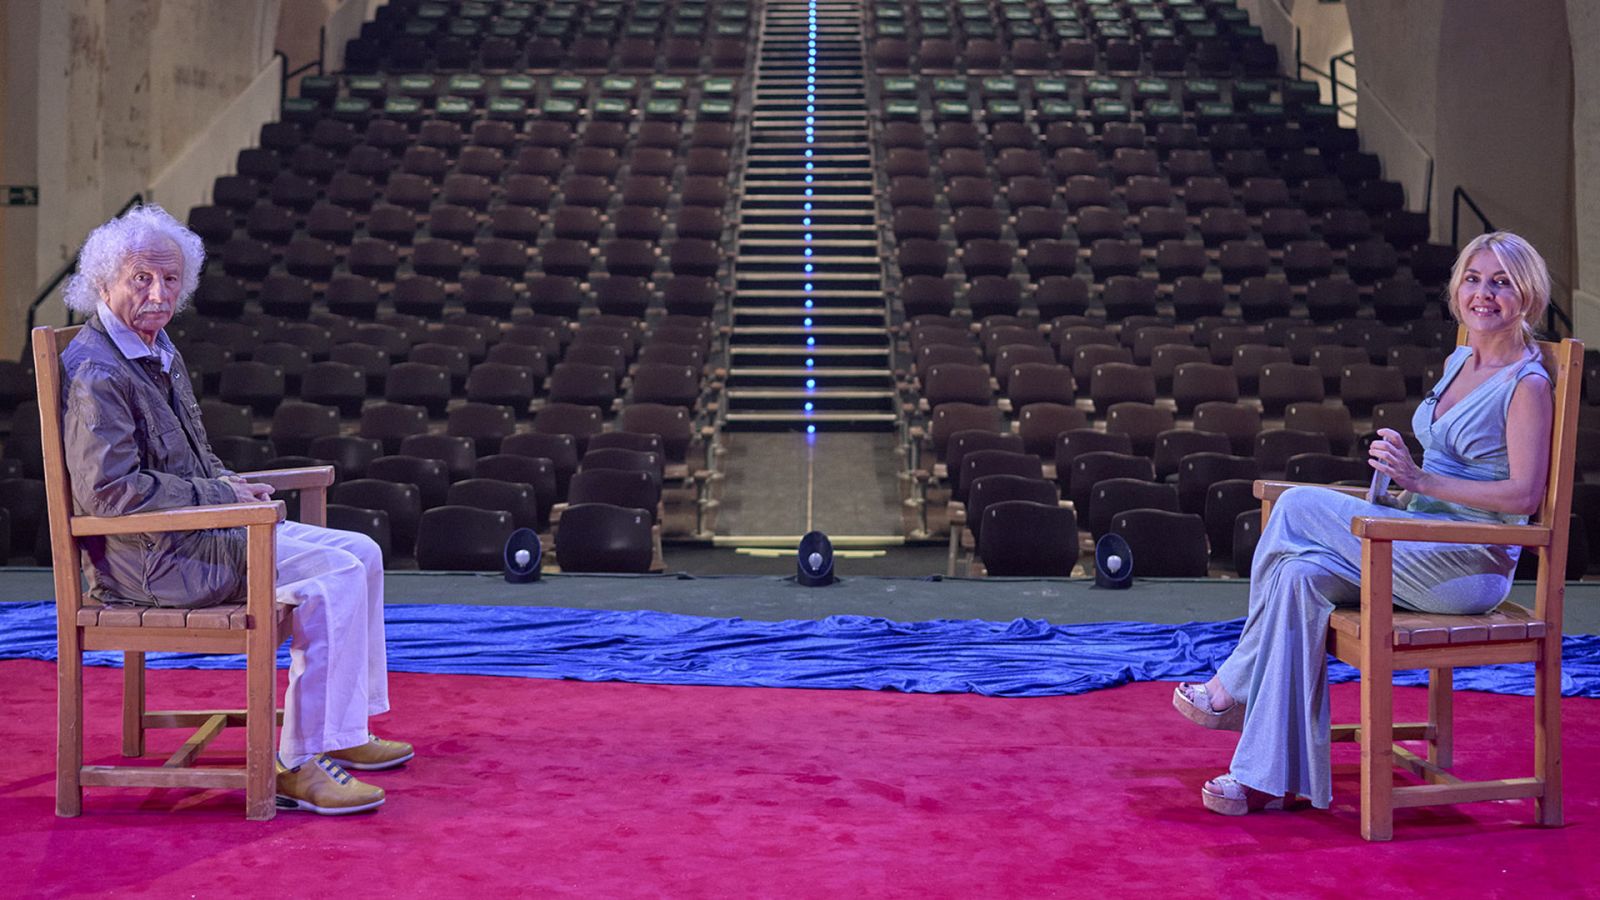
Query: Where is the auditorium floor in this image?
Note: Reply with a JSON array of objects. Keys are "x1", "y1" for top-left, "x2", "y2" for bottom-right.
[
  {"x1": 714, "y1": 432, "x2": 905, "y2": 537},
  {"x1": 3, "y1": 565, "x2": 1599, "y2": 630}
]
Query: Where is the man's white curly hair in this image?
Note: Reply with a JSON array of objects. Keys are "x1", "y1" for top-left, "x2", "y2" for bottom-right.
[{"x1": 63, "y1": 204, "x2": 205, "y2": 315}]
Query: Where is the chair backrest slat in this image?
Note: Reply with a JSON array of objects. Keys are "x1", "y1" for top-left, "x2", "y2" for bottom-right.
[
  {"x1": 1533, "y1": 338, "x2": 1582, "y2": 628},
  {"x1": 32, "y1": 325, "x2": 87, "y2": 621}
]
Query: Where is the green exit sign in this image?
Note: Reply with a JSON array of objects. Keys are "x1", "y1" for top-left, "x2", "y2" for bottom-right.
[{"x1": 4, "y1": 185, "x2": 39, "y2": 206}]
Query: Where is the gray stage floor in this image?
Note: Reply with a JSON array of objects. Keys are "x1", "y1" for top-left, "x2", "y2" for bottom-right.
[
  {"x1": 3, "y1": 565, "x2": 1599, "y2": 630},
  {"x1": 715, "y1": 433, "x2": 905, "y2": 537}
]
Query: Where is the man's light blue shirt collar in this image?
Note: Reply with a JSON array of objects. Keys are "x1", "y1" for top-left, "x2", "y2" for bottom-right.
[{"x1": 96, "y1": 303, "x2": 175, "y2": 373}]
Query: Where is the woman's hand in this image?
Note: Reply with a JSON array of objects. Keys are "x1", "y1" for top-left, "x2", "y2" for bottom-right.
[
  {"x1": 1368, "y1": 428, "x2": 1426, "y2": 493},
  {"x1": 1370, "y1": 488, "x2": 1412, "y2": 510}
]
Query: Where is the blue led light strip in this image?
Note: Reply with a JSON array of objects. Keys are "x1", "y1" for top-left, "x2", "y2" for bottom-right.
[{"x1": 804, "y1": 0, "x2": 819, "y2": 435}]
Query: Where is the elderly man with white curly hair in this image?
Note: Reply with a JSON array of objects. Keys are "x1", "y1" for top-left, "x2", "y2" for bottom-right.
[{"x1": 59, "y1": 204, "x2": 411, "y2": 815}]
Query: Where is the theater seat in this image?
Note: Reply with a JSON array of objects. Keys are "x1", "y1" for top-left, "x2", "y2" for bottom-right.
[
  {"x1": 1110, "y1": 509, "x2": 1210, "y2": 577},
  {"x1": 554, "y1": 503, "x2": 655, "y2": 573},
  {"x1": 976, "y1": 501, "x2": 1078, "y2": 577},
  {"x1": 415, "y1": 506, "x2": 515, "y2": 571}
]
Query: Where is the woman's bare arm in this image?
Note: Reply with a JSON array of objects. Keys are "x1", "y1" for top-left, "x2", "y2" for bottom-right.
[{"x1": 1369, "y1": 374, "x2": 1552, "y2": 516}]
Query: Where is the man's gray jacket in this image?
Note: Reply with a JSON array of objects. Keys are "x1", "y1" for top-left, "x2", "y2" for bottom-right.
[{"x1": 61, "y1": 316, "x2": 246, "y2": 607}]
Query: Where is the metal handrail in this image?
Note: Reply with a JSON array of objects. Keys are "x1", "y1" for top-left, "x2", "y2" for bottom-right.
[
  {"x1": 1450, "y1": 186, "x2": 1494, "y2": 250},
  {"x1": 1328, "y1": 50, "x2": 1357, "y2": 127},
  {"x1": 25, "y1": 193, "x2": 145, "y2": 335},
  {"x1": 275, "y1": 26, "x2": 326, "y2": 108},
  {"x1": 1451, "y1": 186, "x2": 1573, "y2": 334}
]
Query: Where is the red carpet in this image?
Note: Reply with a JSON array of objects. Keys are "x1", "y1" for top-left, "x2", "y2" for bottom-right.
[{"x1": 1, "y1": 659, "x2": 1594, "y2": 897}]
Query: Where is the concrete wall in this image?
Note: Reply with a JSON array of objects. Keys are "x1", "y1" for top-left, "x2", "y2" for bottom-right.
[
  {"x1": 1565, "y1": 1, "x2": 1600, "y2": 342},
  {"x1": 147, "y1": 57, "x2": 284, "y2": 222},
  {"x1": 277, "y1": 0, "x2": 342, "y2": 94},
  {"x1": 1346, "y1": 0, "x2": 1577, "y2": 335},
  {"x1": 5, "y1": 0, "x2": 281, "y2": 354},
  {"x1": 279, "y1": 0, "x2": 383, "y2": 79},
  {"x1": 1433, "y1": 1, "x2": 1573, "y2": 294},
  {"x1": 0, "y1": 1, "x2": 43, "y2": 360}
]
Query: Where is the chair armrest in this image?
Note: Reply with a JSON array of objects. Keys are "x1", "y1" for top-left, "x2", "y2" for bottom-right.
[
  {"x1": 1351, "y1": 517, "x2": 1550, "y2": 547},
  {"x1": 1254, "y1": 480, "x2": 1367, "y2": 502},
  {"x1": 72, "y1": 501, "x2": 285, "y2": 537},
  {"x1": 241, "y1": 465, "x2": 335, "y2": 491}
]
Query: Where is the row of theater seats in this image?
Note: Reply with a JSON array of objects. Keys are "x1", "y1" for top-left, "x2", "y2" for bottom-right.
[
  {"x1": 869, "y1": 0, "x2": 1259, "y2": 37},
  {"x1": 190, "y1": 271, "x2": 721, "y2": 323},
  {"x1": 876, "y1": 76, "x2": 1332, "y2": 132},
  {"x1": 342, "y1": 0, "x2": 753, "y2": 75},
  {"x1": 877, "y1": 119, "x2": 1443, "y2": 325},
  {"x1": 280, "y1": 74, "x2": 740, "y2": 130},
  {"x1": 911, "y1": 313, "x2": 1458, "y2": 420},
  {"x1": 323, "y1": 426, "x2": 676, "y2": 572},
  {"x1": 173, "y1": 307, "x2": 710, "y2": 416},
  {"x1": 189, "y1": 113, "x2": 737, "y2": 305},
  {"x1": 869, "y1": 0, "x2": 1279, "y2": 76}
]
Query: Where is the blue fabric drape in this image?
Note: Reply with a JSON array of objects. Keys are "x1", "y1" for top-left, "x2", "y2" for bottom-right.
[{"x1": 3, "y1": 601, "x2": 1597, "y2": 698}]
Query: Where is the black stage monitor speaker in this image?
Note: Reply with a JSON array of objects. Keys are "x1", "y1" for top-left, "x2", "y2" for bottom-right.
[
  {"x1": 504, "y1": 527, "x2": 542, "y2": 583},
  {"x1": 1094, "y1": 533, "x2": 1133, "y2": 589},
  {"x1": 797, "y1": 530, "x2": 835, "y2": 587}
]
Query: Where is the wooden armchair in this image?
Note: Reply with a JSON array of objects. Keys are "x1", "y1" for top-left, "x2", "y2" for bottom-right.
[
  {"x1": 34, "y1": 325, "x2": 335, "y2": 821},
  {"x1": 1254, "y1": 337, "x2": 1581, "y2": 840}
]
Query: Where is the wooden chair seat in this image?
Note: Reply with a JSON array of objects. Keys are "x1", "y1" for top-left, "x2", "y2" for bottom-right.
[
  {"x1": 1329, "y1": 600, "x2": 1546, "y2": 646},
  {"x1": 75, "y1": 603, "x2": 253, "y2": 630}
]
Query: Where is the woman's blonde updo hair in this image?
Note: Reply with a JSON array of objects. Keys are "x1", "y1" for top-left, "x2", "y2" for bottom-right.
[{"x1": 1445, "y1": 231, "x2": 1552, "y2": 346}]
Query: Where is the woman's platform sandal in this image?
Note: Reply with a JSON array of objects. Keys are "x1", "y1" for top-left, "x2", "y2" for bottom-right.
[
  {"x1": 1172, "y1": 682, "x2": 1244, "y2": 732},
  {"x1": 1201, "y1": 775, "x2": 1291, "y2": 816}
]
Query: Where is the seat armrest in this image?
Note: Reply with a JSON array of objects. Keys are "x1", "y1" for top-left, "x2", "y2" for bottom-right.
[
  {"x1": 1351, "y1": 517, "x2": 1550, "y2": 547},
  {"x1": 72, "y1": 500, "x2": 285, "y2": 536},
  {"x1": 241, "y1": 465, "x2": 335, "y2": 491},
  {"x1": 1254, "y1": 479, "x2": 1367, "y2": 502}
]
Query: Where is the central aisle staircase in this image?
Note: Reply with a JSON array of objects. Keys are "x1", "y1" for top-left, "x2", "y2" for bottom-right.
[{"x1": 722, "y1": 0, "x2": 898, "y2": 432}]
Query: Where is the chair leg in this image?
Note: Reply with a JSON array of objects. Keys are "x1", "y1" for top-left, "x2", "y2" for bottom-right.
[
  {"x1": 245, "y1": 525, "x2": 279, "y2": 821},
  {"x1": 122, "y1": 651, "x2": 147, "y2": 758},
  {"x1": 1535, "y1": 636, "x2": 1564, "y2": 826},
  {"x1": 57, "y1": 630, "x2": 84, "y2": 817},
  {"x1": 1427, "y1": 667, "x2": 1452, "y2": 770},
  {"x1": 1359, "y1": 669, "x2": 1395, "y2": 841},
  {"x1": 246, "y1": 635, "x2": 276, "y2": 821},
  {"x1": 1358, "y1": 539, "x2": 1395, "y2": 841}
]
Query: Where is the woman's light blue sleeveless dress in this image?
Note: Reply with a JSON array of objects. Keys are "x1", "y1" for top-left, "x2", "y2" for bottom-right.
[{"x1": 1213, "y1": 345, "x2": 1550, "y2": 807}]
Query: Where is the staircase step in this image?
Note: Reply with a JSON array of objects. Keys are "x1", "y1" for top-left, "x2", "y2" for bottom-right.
[
  {"x1": 726, "y1": 367, "x2": 895, "y2": 388},
  {"x1": 723, "y1": 410, "x2": 898, "y2": 432}
]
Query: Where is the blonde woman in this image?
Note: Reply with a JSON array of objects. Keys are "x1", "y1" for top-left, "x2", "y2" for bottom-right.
[{"x1": 1173, "y1": 231, "x2": 1555, "y2": 814}]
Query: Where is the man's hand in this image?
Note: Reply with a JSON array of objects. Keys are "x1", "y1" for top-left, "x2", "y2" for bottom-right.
[{"x1": 224, "y1": 475, "x2": 275, "y2": 503}]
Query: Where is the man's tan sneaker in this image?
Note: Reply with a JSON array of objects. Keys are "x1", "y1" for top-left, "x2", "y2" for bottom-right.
[
  {"x1": 326, "y1": 734, "x2": 415, "y2": 771},
  {"x1": 275, "y1": 755, "x2": 385, "y2": 815}
]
